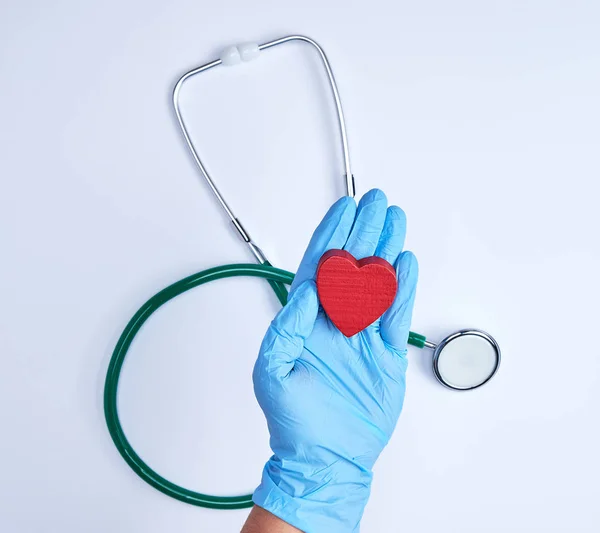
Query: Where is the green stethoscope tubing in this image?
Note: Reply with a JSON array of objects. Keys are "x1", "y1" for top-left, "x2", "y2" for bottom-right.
[{"x1": 103, "y1": 262, "x2": 428, "y2": 509}]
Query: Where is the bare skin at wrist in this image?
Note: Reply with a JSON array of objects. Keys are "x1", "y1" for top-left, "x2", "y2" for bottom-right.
[{"x1": 241, "y1": 506, "x2": 303, "y2": 533}]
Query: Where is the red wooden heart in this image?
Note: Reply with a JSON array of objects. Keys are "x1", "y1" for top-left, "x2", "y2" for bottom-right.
[{"x1": 316, "y1": 249, "x2": 398, "y2": 337}]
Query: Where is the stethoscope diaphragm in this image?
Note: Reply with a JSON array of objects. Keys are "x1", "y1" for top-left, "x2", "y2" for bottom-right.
[{"x1": 431, "y1": 330, "x2": 501, "y2": 390}]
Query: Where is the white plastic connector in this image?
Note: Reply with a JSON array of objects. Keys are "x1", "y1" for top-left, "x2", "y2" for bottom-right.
[
  {"x1": 220, "y1": 43, "x2": 260, "y2": 66},
  {"x1": 220, "y1": 45, "x2": 241, "y2": 66},
  {"x1": 238, "y1": 42, "x2": 260, "y2": 62}
]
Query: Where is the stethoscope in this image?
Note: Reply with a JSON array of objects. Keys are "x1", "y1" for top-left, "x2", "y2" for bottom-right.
[{"x1": 104, "y1": 35, "x2": 501, "y2": 510}]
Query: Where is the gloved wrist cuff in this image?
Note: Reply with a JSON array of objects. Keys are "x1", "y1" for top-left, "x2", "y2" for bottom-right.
[{"x1": 252, "y1": 462, "x2": 372, "y2": 533}]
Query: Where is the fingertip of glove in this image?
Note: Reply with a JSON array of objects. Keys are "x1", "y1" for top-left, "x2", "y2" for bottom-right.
[
  {"x1": 328, "y1": 195, "x2": 357, "y2": 217},
  {"x1": 361, "y1": 188, "x2": 387, "y2": 205},
  {"x1": 397, "y1": 251, "x2": 418, "y2": 278},
  {"x1": 388, "y1": 204, "x2": 405, "y2": 218}
]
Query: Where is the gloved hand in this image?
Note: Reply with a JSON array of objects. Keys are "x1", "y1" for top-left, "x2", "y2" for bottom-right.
[{"x1": 252, "y1": 189, "x2": 418, "y2": 533}]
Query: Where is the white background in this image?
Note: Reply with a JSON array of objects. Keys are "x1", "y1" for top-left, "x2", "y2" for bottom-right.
[{"x1": 1, "y1": 1, "x2": 599, "y2": 532}]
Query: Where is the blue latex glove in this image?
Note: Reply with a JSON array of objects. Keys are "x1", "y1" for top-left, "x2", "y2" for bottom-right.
[{"x1": 252, "y1": 189, "x2": 418, "y2": 533}]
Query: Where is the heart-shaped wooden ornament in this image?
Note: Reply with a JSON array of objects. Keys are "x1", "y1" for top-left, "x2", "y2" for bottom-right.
[{"x1": 316, "y1": 249, "x2": 398, "y2": 337}]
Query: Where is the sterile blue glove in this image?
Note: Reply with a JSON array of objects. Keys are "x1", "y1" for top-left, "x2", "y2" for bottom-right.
[{"x1": 252, "y1": 189, "x2": 419, "y2": 533}]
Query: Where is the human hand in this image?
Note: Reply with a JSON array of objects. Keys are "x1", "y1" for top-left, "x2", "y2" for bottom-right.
[{"x1": 252, "y1": 189, "x2": 418, "y2": 533}]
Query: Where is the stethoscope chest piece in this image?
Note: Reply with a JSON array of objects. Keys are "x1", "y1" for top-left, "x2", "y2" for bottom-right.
[{"x1": 431, "y1": 330, "x2": 501, "y2": 391}]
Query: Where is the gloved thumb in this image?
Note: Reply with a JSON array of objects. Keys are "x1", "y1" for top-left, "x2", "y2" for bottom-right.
[{"x1": 254, "y1": 280, "x2": 319, "y2": 381}]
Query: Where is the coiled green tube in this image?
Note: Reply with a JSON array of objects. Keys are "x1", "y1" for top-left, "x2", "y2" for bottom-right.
[{"x1": 103, "y1": 263, "x2": 426, "y2": 509}]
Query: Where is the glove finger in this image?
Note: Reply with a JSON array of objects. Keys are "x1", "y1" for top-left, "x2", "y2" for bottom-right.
[
  {"x1": 343, "y1": 189, "x2": 388, "y2": 259},
  {"x1": 254, "y1": 280, "x2": 319, "y2": 381},
  {"x1": 289, "y1": 196, "x2": 357, "y2": 296},
  {"x1": 374, "y1": 205, "x2": 407, "y2": 265},
  {"x1": 380, "y1": 251, "x2": 419, "y2": 353}
]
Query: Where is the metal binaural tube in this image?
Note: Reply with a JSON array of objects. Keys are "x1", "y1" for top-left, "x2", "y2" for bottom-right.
[{"x1": 172, "y1": 35, "x2": 355, "y2": 264}]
